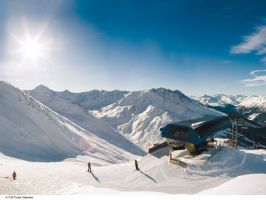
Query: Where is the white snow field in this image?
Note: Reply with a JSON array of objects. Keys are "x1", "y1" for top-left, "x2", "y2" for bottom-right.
[
  {"x1": 0, "y1": 147, "x2": 266, "y2": 195},
  {"x1": 198, "y1": 174, "x2": 266, "y2": 195}
]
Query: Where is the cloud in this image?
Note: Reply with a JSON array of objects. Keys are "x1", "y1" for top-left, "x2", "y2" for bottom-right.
[
  {"x1": 230, "y1": 26, "x2": 266, "y2": 64},
  {"x1": 261, "y1": 57, "x2": 266, "y2": 64},
  {"x1": 241, "y1": 69, "x2": 266, "y2": 87}
]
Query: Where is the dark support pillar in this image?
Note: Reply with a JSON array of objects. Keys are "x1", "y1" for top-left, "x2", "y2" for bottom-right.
[{"x1": 231, "y1": 117, "x2": 238, "y2": 148}]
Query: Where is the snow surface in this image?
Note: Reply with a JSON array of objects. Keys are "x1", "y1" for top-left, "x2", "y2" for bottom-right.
[
  {"x1": 198, "y1": 174, "x2": 266, "y2": 195},
  {"x1": 0, "y1": 146, "x2": 265, "y2": 195}
]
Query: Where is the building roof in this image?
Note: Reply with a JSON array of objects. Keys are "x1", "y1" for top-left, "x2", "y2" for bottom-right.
[{"x1": 160, "y1": 115, "x2": 262, "y2": 145}]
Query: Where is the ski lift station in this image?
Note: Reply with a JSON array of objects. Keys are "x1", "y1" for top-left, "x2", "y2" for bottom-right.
[
  {"x1": 160, "y1": 116, "x2": 230, "y2": 145},
  {"x1": 159, "y1": 115, "x2": 264, "y2": 153}
]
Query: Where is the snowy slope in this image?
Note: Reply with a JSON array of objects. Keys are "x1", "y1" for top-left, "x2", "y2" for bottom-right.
[
  {"x1": 92, "y1": 88, "x2": 224, "y2": 150},
  {"x1": 0, "y1": 81, "x2": 142, "y2": 162},
  {"x1": 0, "y1": 146, "x2": 265, "y2": 195},
  {"x1": 29, "y1": 85, "x2": 144, "y2": 155}
]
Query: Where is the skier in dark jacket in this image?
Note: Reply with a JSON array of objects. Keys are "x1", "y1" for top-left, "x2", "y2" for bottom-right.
[
  {"x1": 12, "y1": 171, "x2": 16, "y2": 180},
  {"x1": 88, "y1": 162, "x2": 92, "y2": 173},
  {"x1": 135, "y1": 160, "x2": 139, "y2": 171}
]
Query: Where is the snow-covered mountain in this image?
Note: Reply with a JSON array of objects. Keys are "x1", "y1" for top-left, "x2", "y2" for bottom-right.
[
  {"x1": 238, "y1": 96, "x2": 266, "y2": 109},
  {"x1": 32, "y1": 85, "x2": 127, "y2": 110},
  {"x1": 238, "y1": 96, "x2": 266, "y2": 126},
  {"x1": 29, "y1": 85, "x2": 144, "y2": 155},
  {"x1": 192, "y1": 94, "x2": 266, "y2": 126},
  {"x1": 92, "y1": 88, "x2": 224, "y2": 149},
  {"x1": 0, "y1": 81, "x2": 143, "y2": 162},
  {"x1": 192, "y1": 94, "x2": 247, "y2": 107},
  {"x1": 30, "y1": 87, "x2": 223, "y2": 150}
]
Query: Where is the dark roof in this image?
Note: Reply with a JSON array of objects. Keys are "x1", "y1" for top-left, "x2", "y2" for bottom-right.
[{"x1": 160, "y1": 114, "x2": 262, "y2": 145}]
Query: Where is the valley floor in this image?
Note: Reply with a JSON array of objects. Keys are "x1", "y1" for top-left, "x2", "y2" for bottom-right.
[{"x1": 0, "y1": 146, "x2": 266, "y2": 195}]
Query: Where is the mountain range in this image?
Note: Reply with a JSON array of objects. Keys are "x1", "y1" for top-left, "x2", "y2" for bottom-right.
[
  {"x1": 192, "y1": 94, "x2": 266, "y2": 126},
  {"x1": 1, "y1": 80, "x2": 265, "y2": 163},
  {"x1": 29, "y1": 86, "x2": 223, "y2": 150}
]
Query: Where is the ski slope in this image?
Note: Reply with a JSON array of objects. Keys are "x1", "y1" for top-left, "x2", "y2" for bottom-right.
[{"x1": 0, "y1": 146, "x2": 265, "y2": 195}]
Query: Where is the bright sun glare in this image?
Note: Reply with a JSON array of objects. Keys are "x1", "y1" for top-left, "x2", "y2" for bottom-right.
[
  {"x1": 8, "y1": 19, "x2": 57, "y2": 65},
  {"x1": 20, "y1": 37, "x2": 44, "y2": 62},
  {"x1": 10, "y1": 29, "x2": 52, "y2": 64}
]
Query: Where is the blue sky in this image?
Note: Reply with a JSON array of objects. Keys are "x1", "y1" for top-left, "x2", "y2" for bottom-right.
[{"x1": 0, "y1": 0, "x2": 266, "y2": 95}]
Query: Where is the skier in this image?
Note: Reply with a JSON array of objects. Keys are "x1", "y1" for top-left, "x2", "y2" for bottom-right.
[
  {"x1": 135, "y1": 159, "x2": 139, "y2": 171},
  {"x1": 169, "y1": 150, "x2": 173, "y2": 161},
  {"x1": 12, "y1": 171, "x2": 16, "y2": 180},
  {"x1": 88, "y1": 162, "x2": 92, "y2": 173}
]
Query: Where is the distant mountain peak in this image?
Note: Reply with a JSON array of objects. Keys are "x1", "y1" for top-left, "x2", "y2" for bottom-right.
[
  {"x1": 150, "y1": 87, "x2": 185, "y2": 98},
  {"x1": 34, "y1": 84, "x2": 52, "y2": 91}
]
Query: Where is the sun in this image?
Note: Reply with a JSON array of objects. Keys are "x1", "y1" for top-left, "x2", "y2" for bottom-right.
[
  {"x1": 8, "y1": 19, "x2": 58, "y2": 66},
  {"x1": 10, "y1": 30, "x2": 52, "y2": 64},
  {"x1": 20, "y1": 37, "x2": 44, "y2": 62}
]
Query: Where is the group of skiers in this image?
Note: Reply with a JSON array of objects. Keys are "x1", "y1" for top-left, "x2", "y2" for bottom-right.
[
  {"x1": 8, "y1": 160, "x2": 139, "y2": 181},
  {"x1": 87, "y1": 160, "x2": 140, "y2": 173}
]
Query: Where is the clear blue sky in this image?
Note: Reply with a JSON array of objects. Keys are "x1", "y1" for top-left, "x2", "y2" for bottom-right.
[{"x1": 0, "y1": 0, "x2": 266, "y2": 95}]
